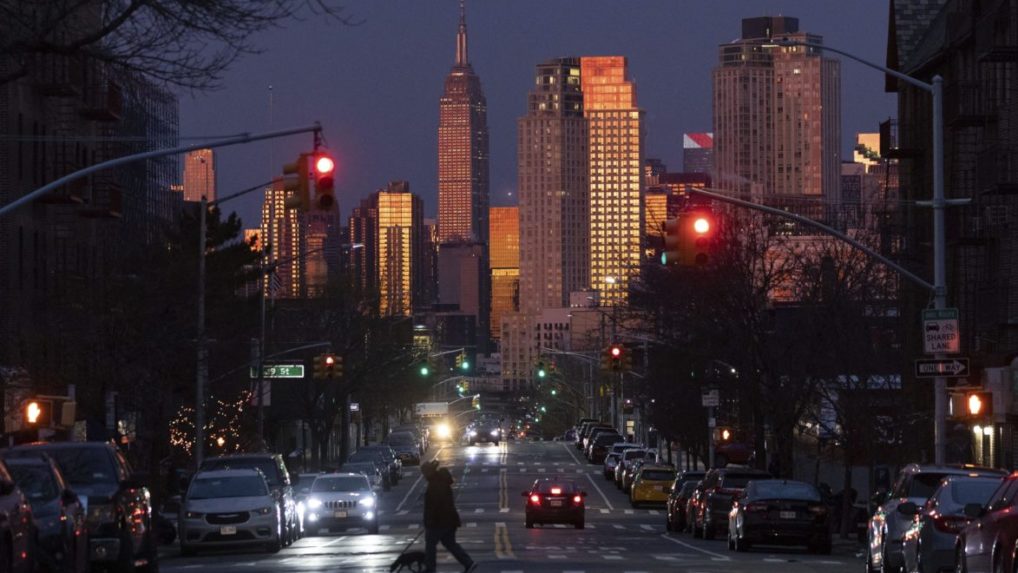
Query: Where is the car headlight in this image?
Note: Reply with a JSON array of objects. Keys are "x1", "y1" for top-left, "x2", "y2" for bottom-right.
[
  {"x1": 184, "y1": 511, "x2": 204, "y2": 520},
  {"x1": 255, "y1": 507, "x2": 274, "y2": 515},
  {"x1": 468, "y1": 430, "x2": 477, "y2": 437},
  {"x1": 359, "y1": 497, "x2": 376, "y2": 508},
  {"x1": 307, "y1": 498, "x2": 323, "y2": 509},
  {"x1": 490, "y1": 430, "x2": 499, "y2": 437},
  {"x1": 436, "y1": 424, "x2": 451, "y2": 439}
]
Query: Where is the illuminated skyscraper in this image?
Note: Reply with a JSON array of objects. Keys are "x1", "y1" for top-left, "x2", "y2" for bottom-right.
[
  {"x1": 260, "y1": 180, "x2": 305, "y2": 298},
  {"x1": 377, "y1": 181, "x2": 423, "y2": 317},
  {"x1": 437, "y1": 0, "x2": 489, "y2": 244},
  {"x1": 713, "y1": 16, "x2": 841, "y2": 211},
  {"x1": 183, "y1": 148, "x2": 216, "y2": 202},
  {"x1": 489, "y1": 206, "x2": 519, "y2": 341},
  {"x1": 582, "y1": 56, "x2": 645, "y2": 307}
]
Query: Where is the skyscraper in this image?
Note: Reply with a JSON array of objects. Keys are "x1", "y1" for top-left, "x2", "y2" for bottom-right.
[
  {"x1": 582, "y1": 56, "x2": 645, "y2": 307},
  {"x1": 682, "y1": 133, "x2": 713, "y2": 174},
  {"x1": 489, "y1": 206, "x2": 519, "y2": 341},
  {"x1": 377, "y1": 181, "x2": 423, "y2": 317},
  {"x1": 713, "y1": 16, "x2": 841, "y2": 212},
  {"x1": 305, "y1": 208, "x2": 342, "y2": 297},
  {"x1": 183, "y1": 148, "x2": 216, "y2": 202},
  {"x1": 437, "y1": 0, "x2": 489, "y2": 244},
  {"x1": 517, "y1": 57, "x2": 589, "y2": 314},
  {"x1": 261, "y1": 180, "x2": 306, "y2": 298}
]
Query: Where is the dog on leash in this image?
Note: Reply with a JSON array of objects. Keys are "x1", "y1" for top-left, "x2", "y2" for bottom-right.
[{"x1": 389, "y1": 550, "x2": 428, "y2": 572}]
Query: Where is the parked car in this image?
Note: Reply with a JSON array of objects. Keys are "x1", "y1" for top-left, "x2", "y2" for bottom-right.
[
  {"x1": 615, "y1": 448, "x2": 656, "y2": 489},
  {"x1": 575, "y1": 422, "x2": 607, "y2": 451},
  {"x1": 179, "y1": 469, "x2": 282, "y2": 555},
  {"x1": 339, "y1": 462, "x2": 384, "y2": 492},
  {"x1": 900, "y1": 474, "x2": 1003, "y2": 573},
  {"x1": 0, "y1": 459, "x2": 36, "y2": 573},
  {"x1": 952, "y1": 470, "x2": 1018, "y2": 573},
  {"x1": 585, "y1": 428, "x2": 620, "y2": 460},
  {"x1": 523, "y1": 479, "x2": 587, "y2": 529},
  {"x1": 391, "y1": 424, "x2": 428, "y2": 454},
  {"x1": 726, "y1": 479, "x2": 831, "y2": 554},
  {"x1": 5, "y1": 441, "x2": 159, "y2": 573},
  {"x1": 385, "y1": 432, "x2": 422, "y2": 466},
  {"x1": 352, "y1": 446, "x2": 402, "y2": 484},
  {"x1": 199, "y1": 453, "x2": 301, "y2": 546},
  {"x1": 630, "y1": 464, "x2": 676, "y2": 508},
  {"x1": 294, "y1": 472, "x2": 323, "y2": 505},
  {"x1": 603, "y1": 443, "x2": 640, "y2": 480},
  {"x1": 691, "y1": 467, "x2": 772, "y2": 540},
  {"x1": 304, "y1": 473, "x2": 379, "y2": 535},
  {"x1": 622, "y1": 454, "x2": 660, "y2": 493},
  {"x1": 667, "y1": 481, "x2": 700, "y2": 532},
  {"x1": 714, "y1": 442, "x2": 754, "y2": 467},
  {"x1": 588, "y1": 433, "x2": 624, "y2": 464},
  {"x1": 3, "y1": 455, "x2": 88, "y2": 573},
  {"x1": 580, "y1": 424, "x2": 612, "y2": 453},
  {"x1": 866, "y1": 464, "x2": 1005, "y2": 573}
]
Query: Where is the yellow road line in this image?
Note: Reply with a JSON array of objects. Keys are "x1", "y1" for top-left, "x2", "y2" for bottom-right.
[
  {"x1": 494, "y1": 522, "x2": 514, "y2": 559},
  {"x1": 498, "y1": 468, "x2": 508, "y2": 510}
]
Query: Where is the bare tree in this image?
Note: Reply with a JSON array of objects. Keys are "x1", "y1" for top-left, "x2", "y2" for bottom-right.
[{"x1": 0, "y1": 0, "x2": 356, "y2": 89}]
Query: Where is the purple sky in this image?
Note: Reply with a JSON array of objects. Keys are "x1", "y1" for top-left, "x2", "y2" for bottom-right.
[{"x1": 178, "y1": 0, "x2": 896, "y2": 230}]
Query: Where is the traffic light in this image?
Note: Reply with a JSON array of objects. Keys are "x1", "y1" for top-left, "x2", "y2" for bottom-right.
[
  {"x1": 609, "y1": 344, "x2": 624, "y2": 371},
  {"x1": 472, "y1": 394, "x2": 481, "y2": 410},
  {"x1": 550, "y1": 387, "x2": 558, "y2": 396},
  {"x1": 536, "y1": 362, "x2": 547, "y2": 379},
  {"x1": 323, "y1": 354, "x2": 342, "y2": 379},
  {"x1": 311, "y1": 152, "x2": 336, "y2": 211},
  {"x1": 967, "y1": 391, "x2": 993, "y2": 417},
  {"x1": 716, "y1": 427, "x2": 733, "y2": 442},
  {"x1": 282, "y1": 153, "x2": 310, "y2": 211},
  {"x1": 661, "y1": 210, "x2": 716, "y2": 266},
  {"x1": 455, "y1": 351, "x2": 469, "y2": 371},
  {"x1": 24, "y1": 399, "x2": 52, "y2": 426},
  {"x1": 419, "y1": 363, "x2": 431, "y2": 377}
]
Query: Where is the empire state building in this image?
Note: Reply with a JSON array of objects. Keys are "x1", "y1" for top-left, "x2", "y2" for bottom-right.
[{"x1": 437, "y1": 0, "x2": 489, "y2": 245}]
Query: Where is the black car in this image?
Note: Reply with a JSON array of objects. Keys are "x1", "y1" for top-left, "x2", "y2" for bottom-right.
[
  {"x1": 4, "y1": 441, "x2": 159, "y2": 573},
  {"x1": 3, "y1": 455, "x2": 88, "y2": 573},
  {"x1": 523, "y1": 479, "x2": 587, "y2": 529},
  {"x1": 199, "y1": 453, "x2": 301, "y2": 546},
  {"x1": 466, "y1": 424, "x2": 500, "y2": 446},
  {"x1": 727, "y1": 479, "x2": 831, "y2": 554},
  {"x1": 385, "y1": 432, "x2": 422, "y2": 465},
  {"x1": 349, "y1": 446, "x2": 401, "y2": 485}
]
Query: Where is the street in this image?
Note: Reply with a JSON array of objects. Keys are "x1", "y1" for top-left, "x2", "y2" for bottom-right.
[{"x1": 160, "y1": 440, "x2": 862, "y2": 572}]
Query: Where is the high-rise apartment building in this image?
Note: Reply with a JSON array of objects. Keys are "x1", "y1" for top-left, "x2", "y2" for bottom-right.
[
  {"x1": 682, "y1": 132, "x2": 713, "y2": 174},
  {"x1": 437, "y1": 1, "x2": 489, "y2": 244},
  {"x1": 305, "y1": 208, "x2": 342, "y2": 297},
  {"x1": 261, "y1": 180, "x2": 306, "y2": 298},
  {"x1": 347, "y1": 198, "x2": 378, "y2": 295},
  {"x1": 517, "y1": 57, "x2": 590, "y2": 314},
  {"x1": 183, "y1": 148, "x2": 216, "y2": 202},
  {"x1": 489, "y1": 206, "x2": 519, "y2": 341},
  {"x1": 713, "y1": 17, "x2": 841, "y2": 213},
  {"x1": 582, "y1": 56, "x2": 645, "y2": 306},
  {"x1": 377, "y1": 181, "x2": 423, "y2": 317}
]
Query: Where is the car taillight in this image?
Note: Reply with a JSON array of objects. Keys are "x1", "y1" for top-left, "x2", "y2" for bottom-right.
[
  {"x1": 529, "y1": 494, "x2": 541, "y2": 505},
  {"x1": 551, "y1": 488, "x2": 562, "y2": 495},
  {"x1": 933, "y1": 514, "x2": 970, "y2": 534},
  {"x1": 745, "y1": 502, "x2": 769, "y2": 512},
  {"x1": 573, "y1": 495, "x2": 583, "y2": 504}
]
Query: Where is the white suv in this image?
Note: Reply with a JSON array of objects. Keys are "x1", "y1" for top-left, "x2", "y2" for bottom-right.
[{"x1": 305, "y1": 473, "x2": 379, "y2": 535}]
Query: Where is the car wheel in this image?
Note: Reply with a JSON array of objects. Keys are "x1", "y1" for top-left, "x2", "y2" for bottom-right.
[{"x1": 266, "y1": 535, "x2": 282, "y2": 554}]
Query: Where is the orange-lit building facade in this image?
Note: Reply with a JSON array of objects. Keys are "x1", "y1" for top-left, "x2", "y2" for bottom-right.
[
  {"x1": 581, "y1": 56, "x2": 644, "y2": 307},
  {"x1": 260, "y1": 180, "x2": 305, "y2": 298},
  {"x1": 377, "y1": 181, "x2": 423, "y2": 317},
  {"x1": 437, "y1": 2, "x2": 489, "y2": 245},
  {"x1": 183, "y1": 148, "x2": 216, "y2": 202},
  {"x1": 489, "y1": 206, "x2": 519, "y2": 341}
]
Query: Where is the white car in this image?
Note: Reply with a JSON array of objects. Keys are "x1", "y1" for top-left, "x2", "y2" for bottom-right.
[
  {"x1": 179, "y1": 469, "x2": 282, "y2": 555},
  {"x1": 305, "y1": 473, "x2": 379, "y2": 535}
]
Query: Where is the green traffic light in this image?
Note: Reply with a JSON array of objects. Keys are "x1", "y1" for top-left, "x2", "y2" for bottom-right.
[
  {"x1": 551, "y1": 389, "x2": 558, "y2": 396},
  {"x1": 538, "y1": 369, "x2": 546, "y2": 378},
  {"x1": 461, "y1": 361, "x2": 470, "y2": 371},
  {"x1": 540, "y1": 406, "x2": 546, "y2": 412},
  {"x1": 419, "y1": 366, "x2": 429, "y2": 377}
]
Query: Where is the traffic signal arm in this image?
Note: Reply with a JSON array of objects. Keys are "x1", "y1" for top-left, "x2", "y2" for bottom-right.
[{"x1": 282, "y1": 154, "x2": 310, "y2": 211}]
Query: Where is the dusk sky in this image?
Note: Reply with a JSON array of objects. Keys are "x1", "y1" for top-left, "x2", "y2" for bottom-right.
[{"x1": 178, "y1": 0, "x2": 896, "y2": 230}]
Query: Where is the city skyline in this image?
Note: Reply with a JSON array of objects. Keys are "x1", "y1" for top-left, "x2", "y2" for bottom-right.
[{"x1": 177, "y1": 1, "x2": 894, "y2": 230}]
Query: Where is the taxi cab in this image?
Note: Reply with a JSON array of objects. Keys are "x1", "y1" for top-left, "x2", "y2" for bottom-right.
[{"x1": 630, "y1": 464, "x2": 676, "y2": 508}]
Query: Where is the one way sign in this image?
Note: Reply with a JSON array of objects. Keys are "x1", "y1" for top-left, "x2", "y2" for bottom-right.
[{"x1": 915, "y1": 357, "x2": 970, "y2": 378}]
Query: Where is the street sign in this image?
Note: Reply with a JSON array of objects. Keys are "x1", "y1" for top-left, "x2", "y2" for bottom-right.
[
  {"x1": 922, "y1": 308, "x2": 961, "y2": 354},
  {"x1": 249, "y1": 364, "x2": 305, "y2": 379},
  {"x1": 701, "y1": 389, "x2": 719, "y2": 408},
  {"x1": 915, "y1": 357, "x2": 970, "y2": 378}
]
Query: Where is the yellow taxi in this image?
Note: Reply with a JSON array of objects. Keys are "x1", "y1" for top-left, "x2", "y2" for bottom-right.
[{"x1": 630, "y1": 464, "x2": 677, "y2": 508}]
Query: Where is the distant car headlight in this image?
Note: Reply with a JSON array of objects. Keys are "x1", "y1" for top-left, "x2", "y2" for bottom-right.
[
  {"x1": 468, "y1": 430, "x2": 477, "y2": 437},
  {"x1": 255, "y1": 507, "x2": 274, "y2": 515},
  {"x1": 359, "y1": 497, "x2": 376, "y2": 508},
  {"x1": 436, "y1": 424, "x2": 452, "y2": 439},
  {"x1": 307, "y1": 498, "x2": 323, "y2": 509},
  {"x1": 490, "y1": 430, "x2": 499, "y2": 437}
]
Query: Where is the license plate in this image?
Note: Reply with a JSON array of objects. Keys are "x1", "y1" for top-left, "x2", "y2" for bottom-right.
[
  {"x1": 780, "y1": 511, "x2": 796, "y2": 519},
  {"x1": 334, "y1": 511, "x2": 347, "y2": 518},
  {"x1": 549, "y1": 500, "x2": 563, "y2": 507},
  {"x1": 220, "y1": 526, "x2": 237, "y2": 535}
]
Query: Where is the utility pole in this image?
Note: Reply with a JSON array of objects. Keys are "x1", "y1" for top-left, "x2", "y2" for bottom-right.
[{"x1": 195, "y1": 195, "x2": 208, "y2": 466}]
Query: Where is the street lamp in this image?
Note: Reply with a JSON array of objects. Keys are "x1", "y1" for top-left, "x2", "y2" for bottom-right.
[{"x1": 763, "y1": 37, "x2": 968, "y2": 465}]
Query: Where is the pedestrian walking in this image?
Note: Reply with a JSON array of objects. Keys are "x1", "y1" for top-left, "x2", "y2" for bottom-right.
[{"x1": 421, "y1": 460, "x2": 476, "y2": 573}]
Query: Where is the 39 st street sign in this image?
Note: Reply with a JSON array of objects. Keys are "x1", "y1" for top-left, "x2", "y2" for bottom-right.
[
  {"x1": 915, "y1": 358, "x2": 969, "y2": 378},
  {"x1": 249, "y1": 364, "x2": 305, "y2": 379}
]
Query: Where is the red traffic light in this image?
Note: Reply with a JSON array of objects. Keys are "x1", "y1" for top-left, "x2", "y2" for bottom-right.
[
  {"x1": 312, "y1": 152, "x2": 336, "y2": 211},
  {"x1": 325, "y1": 355, "x2": 336, "y2": 367},
  {"x1": 693, "y1": 217, "x2": 711, "y2": 234},
  {"x1": 316, "y1": 156, "x2": 335, "y2": 174},
  {"x1": 610, "y1": 346, "x2": 622, "y2": 358}
]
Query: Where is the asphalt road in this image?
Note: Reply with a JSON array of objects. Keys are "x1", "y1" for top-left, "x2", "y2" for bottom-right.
[{"x1": 161, "y1": 439, "x2": 863, "y2": 572}]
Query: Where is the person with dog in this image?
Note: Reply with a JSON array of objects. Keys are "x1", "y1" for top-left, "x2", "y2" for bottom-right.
[{"x1": 421, "y1": 460, "x2": 476, "y2": 572}]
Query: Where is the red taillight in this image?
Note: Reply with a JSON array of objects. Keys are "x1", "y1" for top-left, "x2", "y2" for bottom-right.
[
  {"x1": 933, "y1": 514, "x2": 970, "y2": 534},
  {"x1": 529, "y1": 494, "x2": 541, "y2": 505},
  {"x1": 745, "y1": 502, "x2": 769, "y2": 512},
  {"x1": 573, "y1": 495, "x2": 583, "y2": 504}
]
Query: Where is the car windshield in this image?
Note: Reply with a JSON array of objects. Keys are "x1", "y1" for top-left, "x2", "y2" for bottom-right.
[
  {"x1": 36, "y1": 448, "x2": 118, "y2": 486},
  {"x1": 202, "y1": 459, "x2": 281, "y2": 486},
  {"x1": 387, "y1": 434, "x2": 416, "y2": 446},
  {"x1": 312, "y1": 476, "x2": 369, "y2": 493},
  {"x1": 909, "y1": 473, "x2": 951, "y2": 499},
  {"x1": 624, "y1": 450, "x2": 650, "y2": 460},
  {"x1": 594, "y1": 434, "x2": 622, "y2": 444},
  {"x1": 348, "y1": 452, "x2": 384, "y2": 464},
  {"x1": 537, "y1": 482, "x2": 576, "y2": 494},
  {"x1": 720, "y1": 474, "x2": 769, "y2": 489},
  {"x1": 189, "y1": 476, "x2": 268, "y2": 499},
  {"x1": 948, "y1": 479, "x2": 1001, "y2": 509},
  {"x1": 342, "y1": 464, "x2": 377, "y2": 476},
  {"x1": 748, "y1": 482, "x2": 821, "y2": 501},
  {"x1": 359, "y1": 448, "x2": 393, "y2": 459},
  {"x1": 8, "y1": 465, "x2": 59, "y2": 503},
  {"x1": 642, "y1": 470, "x2": 675, "y2": 481}
]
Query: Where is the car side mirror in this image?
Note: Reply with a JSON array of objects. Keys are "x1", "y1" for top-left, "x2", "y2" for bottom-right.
[
  {"x1": 965, "y1": 503, "x2": 986, "y2": 518},
  {"x1": 61, "y1": 489, "x2": 79, "y2": 506},
  {"x1": 897, "y1": 502, "x2": 919, "y2": 516}
]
